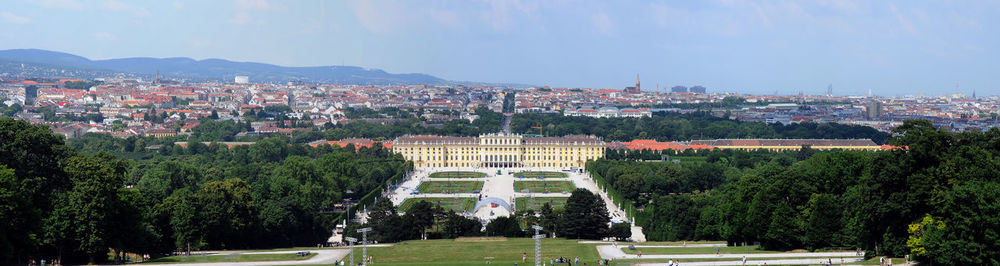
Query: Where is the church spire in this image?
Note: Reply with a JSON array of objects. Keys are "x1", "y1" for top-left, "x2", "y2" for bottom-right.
[{"x1": 635, "y1": 73, "x2": 640, "y2": 91}]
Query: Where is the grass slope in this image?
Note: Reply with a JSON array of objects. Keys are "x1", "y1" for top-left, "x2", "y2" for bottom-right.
[{"x1": 362, "y1": 238, "x2": 601, "y2": 266}]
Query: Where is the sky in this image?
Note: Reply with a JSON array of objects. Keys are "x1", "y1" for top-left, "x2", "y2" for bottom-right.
[{"x1": 0, "y1": 0, "x2": 997, "y2": 96}]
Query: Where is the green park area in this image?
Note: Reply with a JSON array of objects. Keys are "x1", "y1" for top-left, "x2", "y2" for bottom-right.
[
  {"x1": 515, "y1": 197, "x2": 568, "y2": 211},
  {"x1": 360, "y1": 238, "x2": 602, "y2": 266},
  {"x1": 513, "y1": 171, "x2": 568, "y2": 178},
  {"x1": 416, "y1": 181, "x2": 484, "y2": 193},
  {"x1": 399, "y1": 198, "x2": 477, "y2": 213},
  {"x1": 514, "y1": 180, "x2": 575, "y2": 193},
  {"x1": 429, "y1": 171, "x2": 487, "y2": 178},
  {"x1": 144, "y1": 252, "x2": 315, "y2": 264}
]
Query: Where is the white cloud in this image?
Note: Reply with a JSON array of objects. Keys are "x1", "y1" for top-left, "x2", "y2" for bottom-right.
[
  {"x1": 1, "y1": 12, "x2": 32, "y2": 24},
  {"x1": 172, "y1": 1, "x2": 184, "y2": 9},
  {"x1": 649, "y1": 2, "x2": 691, "y2": 28},
  {"x1": 235, "y1": 0, "x2": 272, "y2": 10},
  {"x1": 816, "y1": 0, "x2": 861, "y2": 13},
  {"x1": 481, "y1": 0, "x2": 538, "y2": 31},
  {"x1": 228, "y1": 12, "x2": 252, "y2": 25},
  {"x1": 27, "y1": 0, "x2": 82, "y2": 9},
  {"x1": 94, "y1": 32, "x2": 116, "y2": 41},
  {"x1": 591, "y1": 11, "x2": 613, "y2": 34},
  {"x1": 350, "y1": 0, "x2": 466, "y2": 34},
  {"x1": 890, "y1": 3, "x2": 916, "y2": 34},
  {"x1": 430, "y1": 9, "x2": 461, "y2": 29},
  {"x1": 351, "y1": 0, "x2": 398, "y2": 33},
  {"x1": 102, "y1": 0, "x2": 151, "y2": 17}
]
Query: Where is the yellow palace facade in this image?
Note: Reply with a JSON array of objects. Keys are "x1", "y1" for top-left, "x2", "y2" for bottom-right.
[{"x1": 391, "y1": 133, "x2": 605, "y2": 168}]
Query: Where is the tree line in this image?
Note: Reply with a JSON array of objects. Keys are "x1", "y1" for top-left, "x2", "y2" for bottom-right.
[
  {"x1": 0, "y1": 117, "x2": 411, "y2": 264},
  {"x1": 513, "y1": 111, "x2": 888, "y2": 143},
  {"x1": 587, "y1": 120, "x2": 999, "y2": 265},
  {"x1": 183, "y1": 107, "x2": 886, "y2": 144}
]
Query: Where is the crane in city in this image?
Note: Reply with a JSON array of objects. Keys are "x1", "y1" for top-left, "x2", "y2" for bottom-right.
[{"x1": 530, "y1": 123, "x2": 544, "y2": 137}]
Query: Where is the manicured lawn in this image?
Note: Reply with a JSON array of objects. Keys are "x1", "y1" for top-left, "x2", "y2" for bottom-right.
[
  {"x1": 622, "y1": 245, "x2": 779, "y2": 255},
  {"x1": 515, "y1": 197, "x2": 568, "y2": 211},
  {"x1": 399, "y1": 198, "x2": 477, "y2": 212},
  {"x1": 144, "y1": 253, "x2": 315, "y2": 264},
  {"x1": 361, "y1": 238, "x2": 603, "y2": 266},
  {"x1": 514, "y1": 171, "x2": 568, "y2": 178},
  {"x1": 429, "y1": 171, "x2": 487, "y2": 178},
  {"x1": 514, "y1": 180, "x2": 575, "y2": 193},
  {"x1": 416, "y1": 181, "x2": 484, "y2": 193}
]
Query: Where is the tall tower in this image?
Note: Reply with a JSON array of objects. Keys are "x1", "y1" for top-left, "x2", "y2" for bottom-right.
[{"x1": 635, "y1": 73, "x2": 640, "y2": 92}]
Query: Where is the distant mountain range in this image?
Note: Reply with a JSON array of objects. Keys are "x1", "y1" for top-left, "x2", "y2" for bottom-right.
[{"x1": 0, "y1": 49, "x2": 492, "y2": 86}]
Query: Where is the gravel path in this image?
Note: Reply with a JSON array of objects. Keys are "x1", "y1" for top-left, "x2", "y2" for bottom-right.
[{"x1": 598, "y1": 244, "x2": 863, "y2": 260}]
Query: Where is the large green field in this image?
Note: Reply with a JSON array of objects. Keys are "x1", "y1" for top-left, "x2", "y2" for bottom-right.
[
  {"x1": 145, "y1": 253, "x2": 316, "y2": 264},
  {"x1": 428, "y1": 171, "x2": 487, "y2": 178},
  {"x1": 399, "y1": 198, "x2": 477, "y2": 213},
  {"x1": 513, "y1": 171, "x2": 568, "y2": 178},
  {"x1": 361, "y1": 238, "x2": 602, "y2": 266},
  {"x1": 416, "y1": 181, "x2": 484, "y2": 193},
  {"x1": 515, "y1": 197, "x2": 568, "y2": 211},
  {"x1": 514, "y1": 180, "x2": 575, "y2": 193}
]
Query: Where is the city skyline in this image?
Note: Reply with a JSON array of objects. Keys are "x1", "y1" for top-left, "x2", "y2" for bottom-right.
[{"x1": 1, "y1": 0, "x2": 997, "y2": 96}]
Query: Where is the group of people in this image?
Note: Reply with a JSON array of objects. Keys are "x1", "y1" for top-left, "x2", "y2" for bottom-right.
[{"x1": 548, "y1": 256, "x2": 578, "y2": 265}]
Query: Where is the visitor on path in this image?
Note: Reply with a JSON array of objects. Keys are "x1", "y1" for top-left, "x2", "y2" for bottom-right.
[
  {"x1": 523, "y1": 252, "x2": 527, "y2": 263},
  {"x1": 742, "y1": 255, "x2": 747, "y2": 266}
]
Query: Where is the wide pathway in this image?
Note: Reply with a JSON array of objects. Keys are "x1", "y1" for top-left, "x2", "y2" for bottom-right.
[
  {"x1": 135, "y1": 246, "x2": 386, "y2": 266},
  {"x1": 597, "y1": 244, "x2": 865, "y2": 265},
  {"x1": 637, "y1": 258, "x2": 866, "y2": 265}
]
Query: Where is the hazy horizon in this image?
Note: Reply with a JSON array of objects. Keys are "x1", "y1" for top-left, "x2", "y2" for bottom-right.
[{"x1": 1, "y1": 0, "x2": 997, "y2": 96}]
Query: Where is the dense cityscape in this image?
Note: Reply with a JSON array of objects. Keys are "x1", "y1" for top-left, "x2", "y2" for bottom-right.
[{"x1": 1, "y1": 73, "x2": 997, "y2": 141}]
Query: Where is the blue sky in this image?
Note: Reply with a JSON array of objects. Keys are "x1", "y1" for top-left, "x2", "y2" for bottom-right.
[{"x1": 0, "y1": 0, "x2": 997, "y2": 96}]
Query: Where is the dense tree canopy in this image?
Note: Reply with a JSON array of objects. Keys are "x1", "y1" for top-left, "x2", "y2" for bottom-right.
[
  {"x1": 589, "y1": 119, "x2": 1000, "y2": 264},
  {"x1": 0, "y1": 117, "x2": 410, "y2": 264}
]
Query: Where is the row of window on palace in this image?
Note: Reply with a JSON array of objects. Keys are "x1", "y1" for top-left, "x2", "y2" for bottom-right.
[
  {"x1": 418, "y1": 162, "x2": 580, "y2": 168},
  {"x1": 393, "y1": 147, "x2": 602, "y2": 153},
  {"x1": 403, "y1": 155, "x2": 597, "y2": 161},
  {"x1": 483, "y1": 138, "x2": 520, "y2": 145}
]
